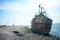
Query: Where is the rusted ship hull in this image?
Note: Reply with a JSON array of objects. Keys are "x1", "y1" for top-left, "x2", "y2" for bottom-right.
[
  {"x1": 31, "y1": 5, "x2": 53, "y2": 34},
  {"x1": 32, "y1": 18, "x2": 52, "y2": 34},
  {"x1": 31, "y1": 18, "x2": 52, "y2": 34}
]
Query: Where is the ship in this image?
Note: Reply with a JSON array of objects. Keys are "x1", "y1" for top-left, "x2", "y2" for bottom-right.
[{"x1": 31, "y1": 5, "x2": 53, "y2": 34}]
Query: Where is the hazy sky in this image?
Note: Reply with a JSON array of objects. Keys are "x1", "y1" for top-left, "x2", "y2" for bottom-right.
[{"x1": 0, "y1": 0, "x2": 60, "y2": 25}]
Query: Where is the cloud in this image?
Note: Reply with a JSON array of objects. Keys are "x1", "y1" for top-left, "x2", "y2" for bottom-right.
[
  {"x1": 1, "y1": 0, "x2": 60, "y2": 12},
  {"x1": 0, "y1": 0, "x2": 33, "y2": 12},
  {"x1": 0, "y1": 0, "x2": 27, "y2": 2},
  {"x1": 0, "y1": 0, "x2": 60, "y2": 25}
]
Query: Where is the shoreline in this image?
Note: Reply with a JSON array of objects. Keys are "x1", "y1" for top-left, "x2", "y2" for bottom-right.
[{"x1": 0, "y1": 26, "x2": 60, "y2": 40}]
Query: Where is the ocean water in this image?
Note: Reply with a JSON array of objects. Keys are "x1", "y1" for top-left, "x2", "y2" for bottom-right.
[{"x1": 50, "y1": 23, "x2": 60, "y2": 38}]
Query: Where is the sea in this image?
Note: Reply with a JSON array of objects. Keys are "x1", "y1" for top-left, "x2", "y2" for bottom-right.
[{"x1": 50, "y1": 23, "x2": 60, "y2": 38}]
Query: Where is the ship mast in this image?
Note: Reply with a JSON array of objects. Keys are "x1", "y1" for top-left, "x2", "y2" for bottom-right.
[{"x1": 38, "y1": 5, "x2": 46, "y2": 16}]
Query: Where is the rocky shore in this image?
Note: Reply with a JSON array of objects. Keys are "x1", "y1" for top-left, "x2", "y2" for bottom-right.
[{"x1": 0, "y1": 26, "x2": 60, "y2": 40}]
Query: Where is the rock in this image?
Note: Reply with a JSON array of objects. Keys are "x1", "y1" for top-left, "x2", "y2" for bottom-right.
[
  {"x1": 0, "y1": 30, "x2": 18, "y2": 40},
  {"x1": 12, "y1": 30, "x2": 24, "y2": 36}
]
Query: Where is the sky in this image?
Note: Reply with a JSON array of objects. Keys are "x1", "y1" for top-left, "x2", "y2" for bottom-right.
[{"x1": 0, "y1": 0, "x2": 60, "y2": 25}]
